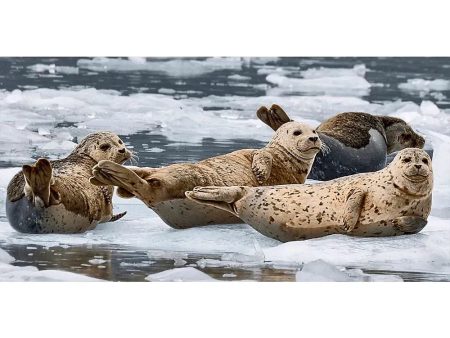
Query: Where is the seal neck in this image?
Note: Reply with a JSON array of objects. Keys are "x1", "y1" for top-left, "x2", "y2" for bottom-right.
[{"x1": 266, "y1": 143, "x2": 314, "y2": 166}]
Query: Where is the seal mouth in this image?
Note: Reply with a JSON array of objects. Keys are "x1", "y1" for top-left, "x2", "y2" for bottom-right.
[{"x1": 403, "y1": 173, "x2": 429, "y2": 182}]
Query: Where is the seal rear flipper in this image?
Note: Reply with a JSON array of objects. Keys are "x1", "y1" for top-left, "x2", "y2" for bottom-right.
[
  {"x1": 257, "y1": 104, "x2": 292, "y2": 131},
  {"x1": 185, "y1": 186, "x2": 247, "y2": 215},
  {"x1": 109, "y1": 211, "x2": 127, "y2": 222},
  {"x1": 22, "y1": 158, "x2": 59, "y2": 208},
  {"x1": 91, "y1": 160, "x2": 151, "y2": 199}
]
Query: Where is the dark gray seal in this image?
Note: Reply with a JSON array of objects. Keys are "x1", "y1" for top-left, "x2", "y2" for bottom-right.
[
  {"x1": 257, "y1": 105, "x2": 427, "y2": 180},
  {"x1": 6, "y1": 132, "x2": 131, "y2": 234}
]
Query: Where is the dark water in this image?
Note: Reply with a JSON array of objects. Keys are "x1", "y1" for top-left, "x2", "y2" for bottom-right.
[{"x1": 1, "y1": 57, "x2": 450, "y2": 281}]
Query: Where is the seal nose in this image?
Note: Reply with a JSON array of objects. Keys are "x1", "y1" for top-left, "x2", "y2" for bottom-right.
[
  {"x1": 415, "y1": 164, "x2": 422, "y2": 169},
  {"x1": 309, "y1": 136, "x2": 318, "y2": 142},
  {"x1": 118, "y1": 148, "x2": 126, "y2": 153}
]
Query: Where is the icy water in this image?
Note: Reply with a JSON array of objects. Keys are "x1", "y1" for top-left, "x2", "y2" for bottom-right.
[{"x1": 1, "y1": 57, "x2": 450, "y2": 281}]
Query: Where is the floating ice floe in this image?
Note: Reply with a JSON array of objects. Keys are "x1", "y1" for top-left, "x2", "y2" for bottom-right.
[
  {"x1": 77, "y1": 57, "x2": 245, "y2": 77},
  {"x1": 27, "y1": 64, "x2": 79, "y2": 75},
  {"x1": 398, "y1": 78, "x2": 450, "y2": 93},
  {"x1": 145, "y1": 267, "x2": 216, "y2": 282},
  {"x1": 265, "y1": 64, "x2": 371, "y2": 97}
]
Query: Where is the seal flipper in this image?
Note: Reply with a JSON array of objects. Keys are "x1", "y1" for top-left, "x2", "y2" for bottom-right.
[
  {"x1": 109, "y1": 211, "x2": 127, "y2": 222},
  {"x1": 341, "y1": 188, "x2": 366, "y2": 233},
  {"x1": 185, "y1": 186, "x2": 247, "y2": 215},
  {"x1": 22, "y1": 158, "x2": 61, "y2": 208},
  {"x1": 393, "y1": 216, "x2": 427, "y2": 234},
  {"x1": 257, "y1": 104, "x2": 292, "y2": 131},
  {"x1": 251, "y1": 150, "x2": 273, "y2": 184},
  {"x1": 90, "y1": 161, "x2": 152, "y2": 201}
]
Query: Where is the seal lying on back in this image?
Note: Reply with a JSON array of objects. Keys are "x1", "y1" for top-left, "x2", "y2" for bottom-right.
[
  {"x1": 257, "y1": 104, "x2": 426, "y2": 180},
  {"x1": 186, "y1": 148, "x2": 433, "y2": 242},
  {"x1": 90, "y1": 121, "x2": 323, "y2": 229},
  {"x1": 6, "y1": 132, "x2": 132, "y2": 234}
]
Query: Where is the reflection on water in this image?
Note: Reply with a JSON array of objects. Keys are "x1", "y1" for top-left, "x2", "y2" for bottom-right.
[{"x1": 2, "y1": 243, "x2": 450, "y2": 282}]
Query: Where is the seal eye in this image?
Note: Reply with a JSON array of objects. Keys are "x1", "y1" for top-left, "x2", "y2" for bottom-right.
[
  {"x1": 422, "y1": 158, "x2": 429, "y2": 165},
  {"x1": 100, "y1": 143, "x2": 111, "y2": 151},
  {"x1": 403, "y1": 157, "x2": 411, "y2": 163},
  {"x1": 118, "y1": 140, "x2": 123, "y2": 145},
  {"x1": 293, "y1": 130, "x2": 302, "y2": 136}
]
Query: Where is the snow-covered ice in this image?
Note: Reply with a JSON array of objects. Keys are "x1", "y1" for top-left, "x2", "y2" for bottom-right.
[{"x1": 0, "y1": 248, "x2": 101, "y2": 282}]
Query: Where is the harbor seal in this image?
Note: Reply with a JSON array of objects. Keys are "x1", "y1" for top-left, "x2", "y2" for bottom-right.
[
  {"x1": 89, "y1": 121, "x2": 323, "y2": 228},
  {"x1": 257, "y1": 104, "x2": 426, "y2": 180},
  {"x1": 186, "y1": 148, "x2": 433, "y2": 242},
  {"x1": 6, "y1": 132, "x2": 132, "y2": 234}
]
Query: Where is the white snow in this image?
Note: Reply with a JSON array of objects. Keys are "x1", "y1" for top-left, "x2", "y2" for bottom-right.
[
  {"x1": 145, "y1": 267, "x2": 216, "y2": 282},
  {"x1": 398, "y1": 78, "x2": 450, "y2": 92}
]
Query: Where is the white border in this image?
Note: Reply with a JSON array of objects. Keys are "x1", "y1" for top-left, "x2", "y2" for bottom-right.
[{"x1": 1, "y1": 0, "x2": 450, "y2": 56}]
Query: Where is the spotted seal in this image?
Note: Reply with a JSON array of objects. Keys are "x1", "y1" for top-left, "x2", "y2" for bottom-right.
[
  {"x1": 257, "y1": 104, "x2": 426, "y2": 180},
  {"x1": 6, "y1": 132, "x2": 132, "y2": 234},
  {"x1": 90, "y1": 121, "x2": 323, "y2": 229},
  {"x1": 186, "y1": 148, "x2": 433, "y2": 242}
]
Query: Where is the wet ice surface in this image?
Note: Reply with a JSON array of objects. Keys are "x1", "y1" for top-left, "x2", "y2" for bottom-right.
[{"x1": 1, "y1": 57, "x2": 450, "y2": 281}]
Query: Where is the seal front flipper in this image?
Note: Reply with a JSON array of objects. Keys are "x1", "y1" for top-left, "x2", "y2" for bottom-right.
[
  {"x1": 257, "y1": 104, "x2": 292, "y2": 131},
  {"x1": 341, "y1": 188, "x2": 366, "y2": 233},
  {"x1": 251, "y1": 150, "x2": 273, "y2": 184},
  {"x1": 185, "y1": 186, "x2": 247, "y2": 215},
  {"x1": 22, "y1": 158, "x2": 61, "y2": 208}
]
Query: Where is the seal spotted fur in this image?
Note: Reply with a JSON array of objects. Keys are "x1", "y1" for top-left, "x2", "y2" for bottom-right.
[
  {"x1": 258, "y1": 104, "x2": 426, "y2": 180},
  {"x1": 6, "y1": 132, "x2": 132, "y2": 234},
  {"x1": 186, "y1": 148, "x2": 433, "y2": 242},
  {"x1": 90, "y1": 121, "x2": 322, "y2": 229}
]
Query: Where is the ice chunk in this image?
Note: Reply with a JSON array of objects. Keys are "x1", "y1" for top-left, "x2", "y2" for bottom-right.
[
  {"x1": 145, "y1": 267, "x2": 217, "y2": 282},
  {"x1": 88, "y1": 258, "x2": 107, "y2": 265},
  {"x1": 0, "y1": 248, "x2": 14, "y2": 264},
  {"x1": 300, "y1": 64, "x2": 367, "y2": 79},
  {"x1": 398, "y1": 79, "x2": 450, "y2": 92},
  {"x1": 296, "y1": 260, "x2": 353, "y2": 282},
  {"x1": 295, "y1": 260, "x2": 403, "y2": 282}
]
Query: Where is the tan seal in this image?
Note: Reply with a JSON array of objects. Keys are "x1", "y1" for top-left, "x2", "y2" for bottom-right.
[
  {"x1": 6, "y1": 132, "x2": 132, "y2": 234},
  {"x1": 186, "y1": 148, "x2": 433, "y2": 242},
  {"x1": 90, "y1": 121, "x2": 323, "y2": 228}
]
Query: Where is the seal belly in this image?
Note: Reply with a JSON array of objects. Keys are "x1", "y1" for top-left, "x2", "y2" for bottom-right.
[
  {"x1": 152, "y1": 198, "x2": 242, "y2": 229},
  {"x1": 309, "y1": 130, "x2": 387, "y2": 181},
  {"x1": 6, "y1": 197, "x2": 97, "y2": 234}
]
